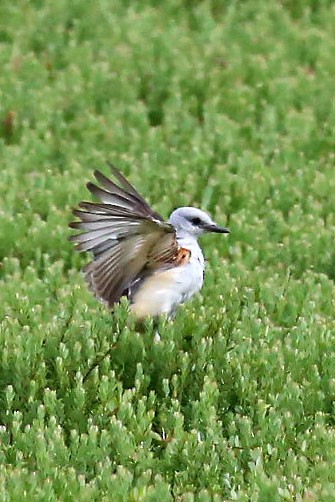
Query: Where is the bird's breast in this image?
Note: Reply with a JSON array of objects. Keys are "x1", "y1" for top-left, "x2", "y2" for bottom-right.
[{"x1": 130, "y1": 252, "x2": 205, "y2": 320}]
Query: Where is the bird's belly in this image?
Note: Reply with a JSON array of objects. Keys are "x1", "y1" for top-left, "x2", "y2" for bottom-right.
[{"x1": 130, "y1": 261, "x2": 204, "y2": 320}]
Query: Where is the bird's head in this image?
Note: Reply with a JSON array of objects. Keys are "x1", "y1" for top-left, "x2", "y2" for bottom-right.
[{"x1": 168, "y1": 207, "x2": 229, "y2": 238}]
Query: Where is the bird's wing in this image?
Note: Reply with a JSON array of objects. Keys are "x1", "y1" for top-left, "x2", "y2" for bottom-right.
[{"x1": 69, "y1": 164, "x2": 183, "y2": 306}]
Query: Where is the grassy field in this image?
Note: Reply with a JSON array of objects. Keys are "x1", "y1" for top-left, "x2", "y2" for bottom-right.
[{"x1": 1, "y1": 0, "x2": 335, "y2": 499}]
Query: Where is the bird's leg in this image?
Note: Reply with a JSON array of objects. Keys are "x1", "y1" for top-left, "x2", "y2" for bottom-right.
[
  {"x1": 135, "y1": 316, "x2": 161, "y2": 342},
  {"x1": 153, "y1": 317, "x2": 161, "y2": 343}
]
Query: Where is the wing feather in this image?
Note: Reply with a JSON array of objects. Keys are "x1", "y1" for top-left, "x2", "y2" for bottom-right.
[
  {"x1": 106, "y1": 163, "x2": 165, "y2": 221},
  {"x1": 71, "y1": 235, "x2": 115, "y2": 253},
  {"x1": 69, "y1": 164, "x2": 181, "y2": 306},
  {"x1": 87, "y1": 182, "x2": 139, "y2": 210},
  {"x1": 69, "y1": 219, "x2": 139, "y2": 231}
]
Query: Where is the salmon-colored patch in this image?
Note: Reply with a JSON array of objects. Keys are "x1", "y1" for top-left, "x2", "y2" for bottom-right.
[{"x1": 175, "y1": 247, "x2": 191, "y2": 266}]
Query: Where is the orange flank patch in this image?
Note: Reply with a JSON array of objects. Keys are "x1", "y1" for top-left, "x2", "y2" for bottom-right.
[{"x1": 175, "y1": 247, "x2": 191, "y2": 266}]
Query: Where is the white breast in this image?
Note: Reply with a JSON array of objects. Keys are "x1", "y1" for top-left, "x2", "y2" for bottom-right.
[{"x1": 130, "y1": 238, "x2": 205, "y2": 320}]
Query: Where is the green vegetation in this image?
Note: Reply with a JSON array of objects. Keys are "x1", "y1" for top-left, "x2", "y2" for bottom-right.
[{"x1": 1, "y1": 0, "x2": 335, "y2": 499}]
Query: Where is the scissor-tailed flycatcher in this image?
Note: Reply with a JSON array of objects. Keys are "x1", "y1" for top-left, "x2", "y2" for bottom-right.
[{"x1": 69, "y1": 164, "x2": 229, "y2": 320}]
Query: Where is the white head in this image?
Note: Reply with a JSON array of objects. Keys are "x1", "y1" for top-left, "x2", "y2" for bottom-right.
[{"x1": 168, "y1": 207, "x2": 229, "y2": 239}]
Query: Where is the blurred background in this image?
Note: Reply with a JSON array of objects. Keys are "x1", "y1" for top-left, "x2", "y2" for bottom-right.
[{"x1": 0, "y1": 1, "x2": 335, "y2": 499}]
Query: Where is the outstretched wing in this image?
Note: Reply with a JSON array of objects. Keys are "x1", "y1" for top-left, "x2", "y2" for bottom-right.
[{"x1": 69, "y1": 164, "x2": 181, "y2": 306}]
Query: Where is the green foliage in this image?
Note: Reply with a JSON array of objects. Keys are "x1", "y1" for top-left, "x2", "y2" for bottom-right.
[{"x1": 1, "y1": 0, "x2": 335, "y2": 499}]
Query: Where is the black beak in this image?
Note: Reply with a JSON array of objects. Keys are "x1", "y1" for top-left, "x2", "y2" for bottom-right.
[{"x1": 205, "y1": 224, "x2": 230, "y2": 234}]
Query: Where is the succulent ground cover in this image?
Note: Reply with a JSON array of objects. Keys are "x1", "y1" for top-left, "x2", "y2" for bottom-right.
[{"x1": 1, "y1": 1, "x2": 335, "y2": 499}]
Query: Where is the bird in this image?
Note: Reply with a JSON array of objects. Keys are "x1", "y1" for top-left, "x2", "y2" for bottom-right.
[{"x1": 69, "y1": 163, "x2": 229, "y2": 321}]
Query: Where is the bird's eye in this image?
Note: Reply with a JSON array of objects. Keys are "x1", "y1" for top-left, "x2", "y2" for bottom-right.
[{"x1": 191, "y1": 217, "x2": 201, "y2": 225}]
